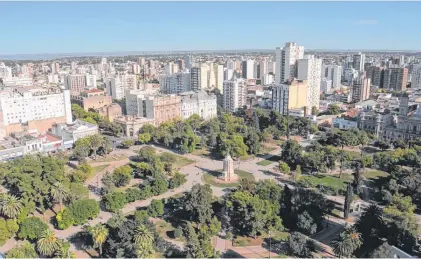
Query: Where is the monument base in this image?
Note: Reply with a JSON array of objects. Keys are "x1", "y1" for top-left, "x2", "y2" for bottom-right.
[{"x1": 217, "y1": 170, "x2": 239, "y2": 183}]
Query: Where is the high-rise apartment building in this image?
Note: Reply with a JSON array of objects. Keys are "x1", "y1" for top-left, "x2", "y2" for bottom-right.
[
  {"x1": 184, "y1": 55, "x2": 192, "y2": 70},
  {"x1": 160, "y1": 70, "x2": 191, "y2": 94},
  {"x1": 51, "y1": 62, "x2": 60, "y2": 74},
  {"x1": 65, "y1": 74, "x2": 86, "y2": 95},
  {"x1": 322, "y1": 64, "x2": 342, "y2": 89},
  {"x1": 271, "y1": 80, "x2": 308, "y2": 115},
  {"x1": 215, "y1": 64, "x2": 224, "y2": 92},
  {"x1": 0, "y1": 87, "x2": 72, "y2": 135},
  {"x1": 190, "y1": 67, "x2": 201, "y2": 91},
  {"x1": 85, "y1": 74, "x2": 97, "y2": 89},
  {"x1": 123, "y1": 74, "x2": 137, "y2": 90},
  {"x1": 224, "y1": 69, "x2": 234, "y2": 81},
  {"x1": 106, "y1": 77, "x2": 125, "y2": 100},
  {"x1": 259, "y1": 60, "x2": 268, "y2": 80},
  {"x1": 371, "y1": 67, "x2": 385, "y2": 87},
  {"x1": 351, "y1": 72, "x2": 371, "y2": 103},
  {"x1": 0, "y1": 63, "x2": 12, "y2": 80},
  {"x1": 223, "y1": 76, "x2": 247, "y2": 112},
  {"x1": 200, "y1": 63, "x2": 209, "y2": 89},
  {"x1": 383, "y1": 67, "x2": 408, "y2": 91},
  {"x1": 133, "y1": 63, "x2": 141, "y2": 74},
  {"x1": 297, "y1": 55, "x2": 322, "y2": 109},
  {"x1": 352, "y1": 53, "x2": 366, "y2": 71},
  {"x1": 275, "y1": 42, "x2": 305, "y2": 84},
  {"x1": 412, "y1": 64, "x2": 421, "y2": 89}
]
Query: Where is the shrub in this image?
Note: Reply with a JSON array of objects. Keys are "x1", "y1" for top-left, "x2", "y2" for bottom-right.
[
  {"x1": 151, "y1": 177, "x2": 168, "y2": 195},
  {"x1": 125, "y1": 188, "x2": 143, "y2": 202},
  {"x1": 102, "y1": 192, "x2": 127, "y2": 212},
  {"x1": 18, "y1": 217, "x2": 49, "y2": 240},
  {"x1": 112, "y1": 165, "x2": 133, "y2": 187},
  {"x1": 147, "y1": 199, "x2": 164, "y2": 217},
  {"x1": 134, "y1": 210, "x2": 149, "y2": 223}
]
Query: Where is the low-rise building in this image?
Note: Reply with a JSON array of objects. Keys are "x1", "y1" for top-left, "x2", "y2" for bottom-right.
[
  {"x1": 333, "y1": 117, "x2": 358, "y2": 130},
  {"x1": 179, "y1": 90, "x2": 217, "y2": 120},
  {"x1": 96, "y1": 103, "x2": 122, "y2": 121},
  {"x1": 51, "y1": 119, "x2": 98, "y2": 148},
  {"x1": 113, "y1": 115, "x2": 155, "y2": 137},
  {"x1": 71, "y1": 88, "x2": 112, "y2": 111}
]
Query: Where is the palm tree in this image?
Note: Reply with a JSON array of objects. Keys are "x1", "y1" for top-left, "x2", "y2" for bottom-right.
[
  {"x1": 331, "y1": 226, "x2": 362, "y2": 258},
  {"x1": 88, "y1": 223, "x2": 109, "y2": 256},
  {"x1": 0, "y1": 193, "x2": 23, "y2": 218},
  {"x1": 55, "y1": 239, "x2": 76, "y2": 258},
  {"x1": 355, "y1": 204, "x2": 383, "y2": 242},
  {"x1": 37, "y1": 229, "x2": 59, "y2": 256},
  {"x1": 50, "y1": 182, "x2": 69, "y2": 210},
  {"x1": 134, "y1": 224, "x2": 155, "y2": 258}
]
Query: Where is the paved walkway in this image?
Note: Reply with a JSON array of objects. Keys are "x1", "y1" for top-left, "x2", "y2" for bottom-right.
[{"x1": 0, "y1": 141, "x2": 346, "y2": 257}]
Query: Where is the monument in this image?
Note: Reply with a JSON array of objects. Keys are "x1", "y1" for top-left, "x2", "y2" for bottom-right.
[{"x1": 219, "y1": 153, "x2": 238, "y2": 182}]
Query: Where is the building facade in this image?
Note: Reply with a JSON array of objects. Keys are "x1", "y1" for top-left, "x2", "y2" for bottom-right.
[
  {"x1": 322, "y1": 64, "x2": 342, "y2": 89},
  {"x1": 383, "y1": 67, "x2": 408, "y2": 91},
  {"x1": 190, "y1": 67, "x2": 201, "y2": 91},
  {"x1": 271, "y1": 80, "x2": 308, "y2": 115},
  {"x1": 71, "y1": 88, "x2": 112, "y2": 111},
  {"x1": 223, "y1": 77, "x2": 247, "y2": 112},
  {"x1": 351, "y1": 73, "x2": 371, "y2": 103},
  {"x1": 65, "y1": 74, "x2": 86, "y2": 95},
  {"x1": 113, "y1": 115, "x2": 155, "y2": 137},
  {"x1": 180, "y1": 90, "x2": 217, "y2": 120},
  {"x1": 160, "y1": 70, "x2": 191, "y2": 94},
  {"x1": 106, "y1": 77, "x2": 125, "y2": 100},
  {"x1": 297, "y1": 55, "x2": 322, "y2": 109},
  {"x1": 352, "y1": 53, "x2": 366, "y2": 71},
  {"x1": 275, "y1": 42, "x2": 304, "y2": 84}
]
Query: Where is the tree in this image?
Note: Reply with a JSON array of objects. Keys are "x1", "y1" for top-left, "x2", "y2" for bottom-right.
[
  {"x1": 134, "y1": 224, "x2": 155, "y2": 258},
  {"x1": 280, "y1": 140, "x2": 303, "y2": 167},
  {"x1": 0, "y1": 218, "x2": 19, "y2": 245},
  {"x1": 151, "y1": 176, "x2": 168, "y2": 195},
  {"x1": 374, "y1": 140, "x2": 391, "y2": 151},
  {"x1": 184, "y1": 222, "x2": 217, "y2": 258},
  {"x1": 138, "y1": 146, "x2": 156, "y2": 162},
  {"x1": 327, "y1": 104, "x2": 341, "y2": 115},
  {"x1": 370, "y1": 242, "x2": 395, "y2": 258},
  {"x1": 88, "y1": 223, "x2": 109, "y2": 256},
  {"x1": 344, "y1": 184, "x2": 353, "y2": 220},
  {"x1": 68, "y1": 199, "x2": 100, "y2": 225},
  {"x1": 6, "y1": 240, "x2": 38, "y2": 258},
  {"x1": 293, "y1": 165, "x2": 302, "y2": 181},
  {"x1": 147, "y1": 199, "x2": 164, "y2": 217},
  {"x1": 278, "y1": 161, "x2": 291, "y2": 174},
  {"x1": 107, "y1": 210, "x2": 127, "y2": 228},
  {"x1": 112, "y1": 165, "x2": 133, "y2": 187},
  {"x1": 288, "y1": 232, "x2": 313, "y2": 257},
  {"x1": 102, "y1": 192, "x2": 127, "y2": 213},
  {"x1": 18, "y1": 217, "x2": 49, "y2": 240},
  {"x1": 184, "y1": 184, "x2": 214, "y2": 225},
  {"x1": 0, "y1": 194, "x2": 23, "y2": 219},
  {"x1": 168, "y1": 171, "x2": 187, "y2": 188},
  {"x1": 331, "y1": 226, "x2": 362, "y2": 258},
  {"x1": 50, "y1": 182, "x2": 69, "y2": 209},
  {"x1": 138, "y1": 133, "x2": 152, "y2": 144},
  {"x1": 37, "y1": 229, "x2": 59, "y2": 256}
]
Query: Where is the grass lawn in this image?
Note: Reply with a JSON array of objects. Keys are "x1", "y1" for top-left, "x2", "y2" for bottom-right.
[
  {"x1": 202, "y1": 169, "x2": 255, "y2": 188},
  {"x1": 154, "y1": 219, "x2": 185, "y2": 242},
  {"x1": 233, "y1": 236, "x2": 264, "y2": 247},
  {"x1": 300, "y1": 174, "x2": 349, "y2": 190},
  {"x1": 256, "y1": 155, "x2": 282, "y2": 166},
  {"x1": 86, "y1": 164, "x2": 110, "y2": 181},
  {"x1": 270, "y1": 231, "x2": 290, "y2": 242},
  {"x1": 364, "y1": 170, "x2": 389, "y2": 179},
  {"x1": 159, "y1": 152, "x2": 195, "y2": 169},
  {"x1": 191, "y1": 148, "x2": 211, "y2": 157},
  {"x1": 91, "y1": 154, "x2": 127, "y2": 163}
]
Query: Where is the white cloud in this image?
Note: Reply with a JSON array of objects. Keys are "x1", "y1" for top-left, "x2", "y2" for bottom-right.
[{"x1": 355, "y1": 19, "x2": 379, "y2": 25}]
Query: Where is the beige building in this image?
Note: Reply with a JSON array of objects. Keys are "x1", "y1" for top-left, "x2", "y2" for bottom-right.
[
  {"x1": 271, "y1": 79, "x2": 308, "y2": 115},
  {"x1": 71, "y1": 88, "x2": 112, "y2": 111},
  {"x1": 96, "y1": 103, "x2": 122, "y2": 122},
  {"x1": 113, "y1": 115, "x2": 155, "y2": 137},
  {"x1": 65, "y1": 74, "x2": 86, "y2": 95}
]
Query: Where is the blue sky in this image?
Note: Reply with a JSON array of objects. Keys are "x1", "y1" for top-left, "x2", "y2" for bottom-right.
[{"x1": 0, "y1": 1, "x2": 420, "y2": 54}]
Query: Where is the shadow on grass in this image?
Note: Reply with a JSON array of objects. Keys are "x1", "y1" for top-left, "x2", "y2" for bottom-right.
[{"x1": 197, "y1": 166, "x2": 222, "y2": 177}]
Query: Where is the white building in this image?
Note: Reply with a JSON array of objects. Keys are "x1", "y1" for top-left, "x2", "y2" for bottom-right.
[
  {"x1": 344, "y1": 68, "x2": 359, "y2": 82},
  {"x1": 133, "y1": 64, "x2": 141, "y2": 75},
  {"x1": 223, "y1": 76, "x2": 247, "y2": 112},
  {"x1": 47, "y1": 74, "x2": 59, "y2": 84},
  {"x1": 0, "y1": 63, "x2": 12, "y2": 80},
  {"x1": 185, "y1": 55, "x2": 192, "y2": 70},
  {"x1": 353, "y1": 52, "x2": 366, "y2": 72},
  {"x1": 412, "y1": 64, "x2": 421, "y2": 89},
  {"x1": 322, "y1": 64, "x2": 342, "y2": 89},
  {"x1": 333, "y1": 117, "x2": 358, "y2": 130},
  {"x1": 0, "y1": 87, "x2": 72, "y2": 127},
  {"x1": 51, "y1": 62, "x2": 60, "y2": 74},
  {"x1": 245, "y1": 59, "x2": 255, "y2": 79},
  {"x1": 224, "y1": 69, "x2": 234, "y2": 81},
  {"x1": 275, "y1": 42, "x2": 305, "y2": 84},
  {"x1": 268, "y1": 61, "x2": 276, "y2": 74},
  {"x1": 85, "y1": 74, "x2": 97, "y2": 89},
  {"x1": 259, "y1": 60, "x2": 268, "y2": 79},
  {"x1": 2, "y1": 77, "x2": 33, "y2": 87},
  {"x1": 51, "y1": 119, "x2": 98, "y2": 148},
  {"x1": 106, "y1": 77, "x2": 125, "y2": 100},
  {"x1": 160, "y1": 70, "x2": 191, "y2": 94},
  {"x1": 180, "y1": 90, "x2": 217, "y2": 120},
  {"x1": 262, "y1": 73, "x2": 274, "y2": 85},
  {"x1": 321, "y1": 78, "x2": 333, "y2": 93},
  {"x1": 298, "y1": 55, "x2": 322, "y2": 109}
]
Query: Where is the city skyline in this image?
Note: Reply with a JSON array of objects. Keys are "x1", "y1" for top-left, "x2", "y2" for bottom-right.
[{"x1": 0, "y1": 1, "x2": 420, "y2": 56}]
